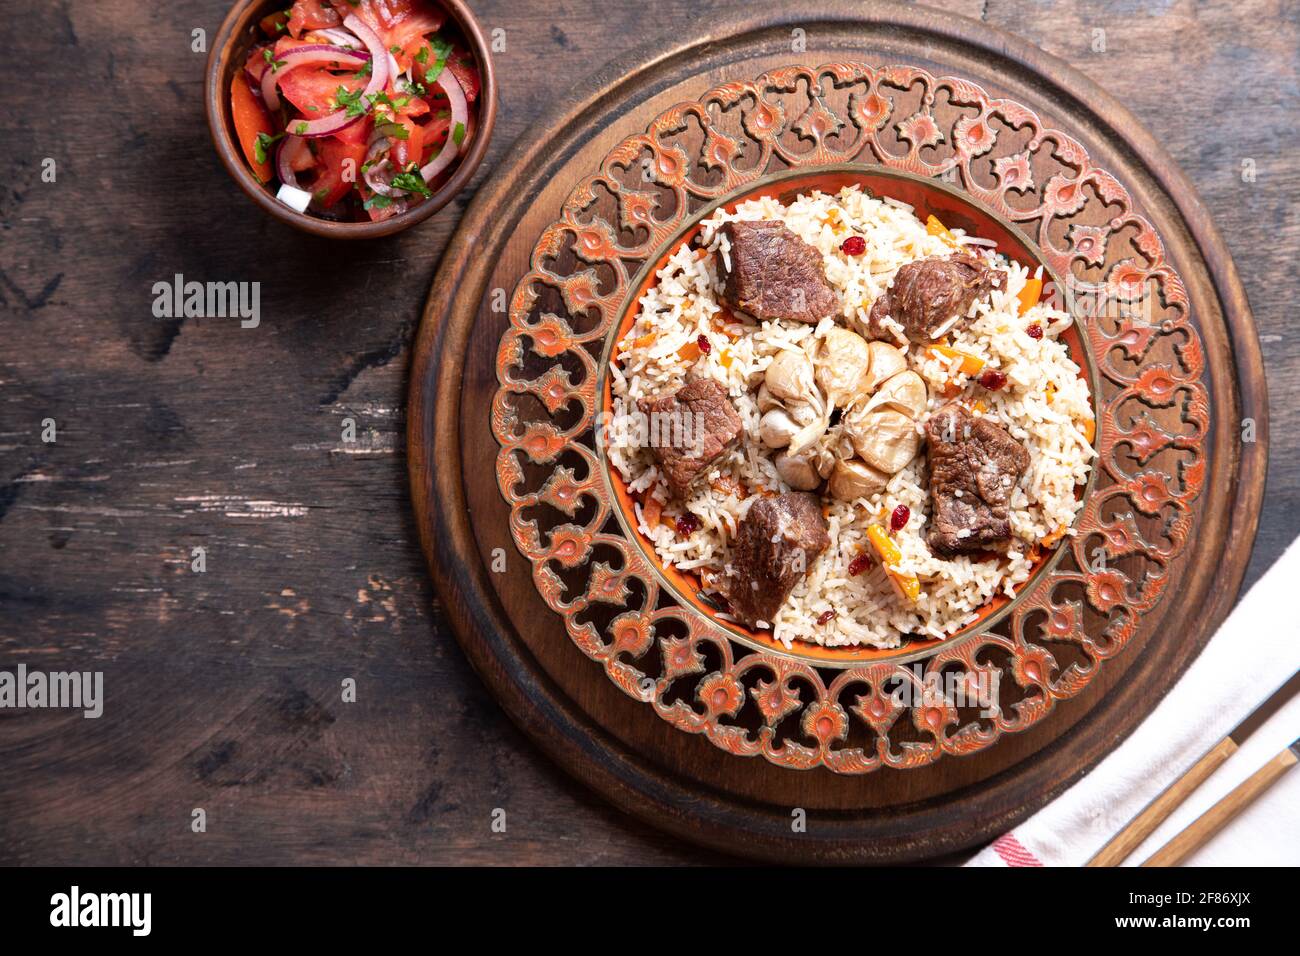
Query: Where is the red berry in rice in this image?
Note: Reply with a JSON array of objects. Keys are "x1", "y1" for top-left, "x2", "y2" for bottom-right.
[
  {"x1": 675, "y1": 513, "x2": 699, "y2": 536},
  {"x1": 841, "y1": 235, "x2": 866, "y2": 256},
  {"x1": 1027, "y1": 323, "x2": 1043, "y2": 340},
  {"x1": 817, "y1": 609, "x2": 837, "y2": 626},
  {"x1": 848, "y1": 553, "x2": 871, "y2": 576},
  {"x1": 890, "y1": 504, "x2": 910, "y2": 532},
  {"x1": 696, "y1": 333, "x2": 711, "y2": 354},
  {"x1": 978, "y1": 368, "x2": 1007, "y2": 391}
]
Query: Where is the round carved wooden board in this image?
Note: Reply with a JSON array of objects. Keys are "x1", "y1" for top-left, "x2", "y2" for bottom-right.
[{"x1": 407, "y1": 2, "x2": 1266, "y2": 863}]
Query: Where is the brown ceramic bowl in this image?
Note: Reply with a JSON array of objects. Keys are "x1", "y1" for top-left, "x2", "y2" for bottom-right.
[{"x1": 205, "y1": 0, "x2": 496, "y2": 239}]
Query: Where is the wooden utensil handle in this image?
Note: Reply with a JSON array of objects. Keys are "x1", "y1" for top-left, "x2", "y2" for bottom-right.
[
  {"x1": 1142, "y1": 747, "x2": 1299, "y2": 867},
  {"x1": 1087, "y1": 737, "x2": 1237, "y2": 867}
]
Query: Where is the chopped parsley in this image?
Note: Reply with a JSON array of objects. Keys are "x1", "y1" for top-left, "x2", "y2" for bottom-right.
[
  {"x1": 368, "y1": 90, "x2": 410, "y2": 116},
  {"x1": 253, "y1": 131, "x2": 285, "y2": 165},
  {"x1": 363, "y1": 194, "x2": 393, "y2": 210},
  {"x1": 423, "y1": 36, "x2": 454, "y2": 84},
  {"x1": 375, "y1": 121, "x2": 410, "y2": 140},
  {"x1": 262, "y1": 48, "x2": 287, "y2": 72},
  {"x1": 334, "y1": 85, "x2": 368, "y2": 117},
  {"x1": 294, "y1": 121, "x2": 308, "y2": 135},
  {"x1": 390, "y1": 172, "x2": 432, "y2": 198},
  {"x1": 452, "y1": 122, "x2": 467, "y2": 146}
]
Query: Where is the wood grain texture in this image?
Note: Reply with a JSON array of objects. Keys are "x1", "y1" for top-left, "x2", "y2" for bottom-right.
[{"x1": 0, "y1": 0, "x2": 1295, "y2": 865}]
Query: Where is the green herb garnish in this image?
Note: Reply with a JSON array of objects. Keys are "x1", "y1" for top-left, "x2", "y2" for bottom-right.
[
  {"x1": 334, "y1": 85, "x2": 368, "y2": 117},
  {"x1": 390, "y1": 172, "x2": 432, "y2": 197},
  {"x1": 423, "y1": 36, "x2": 453, "y2": 84},
  {"x1": 253, "y1": 131, "x2": 285, "y2": 165}
]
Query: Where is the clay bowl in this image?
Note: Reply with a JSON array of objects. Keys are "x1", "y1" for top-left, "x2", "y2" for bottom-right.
[
  {"x1": 204, "y1": 0, "x2": 496, "y2": 239},
  {"x1": 596, "y1": 165, "x2": 1100, "y2": 668}
]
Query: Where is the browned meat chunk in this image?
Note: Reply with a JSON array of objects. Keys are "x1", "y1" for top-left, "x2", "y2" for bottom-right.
[
  {"x1": 924, "y1": 404, "x2": 1030, "y2": 556},
  {"x1": 718, "y1": 220, "x2": 838, "y2": 325},
  {"x1": 726, "y1": 492, "x2": 830, "y2": 628},
  {"x1": 867, "y1": 253, "x2": 1006, "y2": 343},
  {"x1": 637, "y1": 374, "x2": 743, "y2": 499}
]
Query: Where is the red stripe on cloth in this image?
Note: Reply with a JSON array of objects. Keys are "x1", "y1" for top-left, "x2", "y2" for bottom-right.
[{"x1": 992, "y1": 832, "x2": 1043, "y2": 867}]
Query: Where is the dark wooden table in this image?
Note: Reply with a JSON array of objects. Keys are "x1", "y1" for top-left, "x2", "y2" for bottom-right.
[{"x1": 1, "y1": 0, "x2": 1295, "y2": 865}]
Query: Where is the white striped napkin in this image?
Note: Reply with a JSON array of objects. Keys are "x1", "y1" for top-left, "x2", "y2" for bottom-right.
[{"x1": 967, "y1": 536, "x2": 1300, "y2": 867}]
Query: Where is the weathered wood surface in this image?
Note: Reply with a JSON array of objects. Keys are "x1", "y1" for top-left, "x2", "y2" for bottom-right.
[{"x1": 0, "y1": 0, "x2": 1295, "y2": 865}]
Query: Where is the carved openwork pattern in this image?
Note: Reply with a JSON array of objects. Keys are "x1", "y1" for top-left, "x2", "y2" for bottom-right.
[{"x1": 491, "y1": 64, "x2": 1207, "y2": 773}]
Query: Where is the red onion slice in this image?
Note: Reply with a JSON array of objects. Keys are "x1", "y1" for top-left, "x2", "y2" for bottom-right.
[
  {"x1": 259, "y1": 45, "x2": 369, "y2": 111},
  {"x1": 305, "y1": 27, "x2": 363, "y2": 48},
  {"x1": 363, "y1": 159, "x2": 397, "y2": 197},
  {"x1": 287, "y1": 109, "x2": 363, "y2": 139},
  {"x1": 362, "y1": 131, "x2": 396, "y2": 196},
  {"x1": 276, "y1": 136, "x2": 304, "y2": 190},
  {"x1": 341, "y1": 14, "x2": 390, "y2": 101},
  {"x1": 419, "y1": 70, "x2": 469, "y2": 184}
]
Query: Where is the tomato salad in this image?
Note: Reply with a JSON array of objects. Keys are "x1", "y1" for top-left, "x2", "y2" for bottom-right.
[{"x1": 230, "y1": 0, "x2": 481, "y2": 222}]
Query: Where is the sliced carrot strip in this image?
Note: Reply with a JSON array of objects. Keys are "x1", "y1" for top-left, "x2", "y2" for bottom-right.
[
  {"x1": 926, "y1": 214, "x2": 957, "y2": 244},
  {"x1": 867, "y1": 525, "x2": 902, "y2": 566},
  {"x1": 886, "y1": 568, "x2": 921, "y2": 602},
  {"x1": 929, "y1": 344, "x2": 984, "y2": 376},
  {"x1": 1018, "y1": 276, "x2": 1043, "y2": 315}
]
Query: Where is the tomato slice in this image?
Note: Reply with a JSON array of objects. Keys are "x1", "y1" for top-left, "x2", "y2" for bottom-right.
[
  {"x1": 288, "y1": 0, "x2": 342, "y2": 38},
  {"x1": 389, "y1": 116, "x2": 426, "y2": 171},
  {"x1": 311, "y1": 137, "x2": 367, "y2": 208},
  {"x1": 420, "y1": 112, "x2": 450, "y2": 161},
  {"x1": 395, "y1": 86, "x2": 430, "y2": 118},
  {"x1": 331, "y1": 0, "x2": 445, "y2": 72},
  {"x1": 260, "y1": 10, "x2": 290, "y2": 37},
  {"x1": 278, "y1": 67, "x2": 366, "y2": 115},
  {"x1": 230, "y1": 72, "x2": 274, "y2": 183},
  {"x1": 244, "y1": 44, "x2": 270, "y2": 85},
  {"x1": 332, "y1": 116, "x2": 371, "y2": 146},
  {"x1": 445, "y1": 48, "x2": 480, "y2": 103}
]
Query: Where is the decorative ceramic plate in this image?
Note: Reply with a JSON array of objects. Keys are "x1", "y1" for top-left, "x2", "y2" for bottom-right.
[
  {"x1": 492, "y1": 62, "x2": 1199, "y2": 773},
  {"x1": 408, "y1": 3, "x2": 1264, "y2": 863}
]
